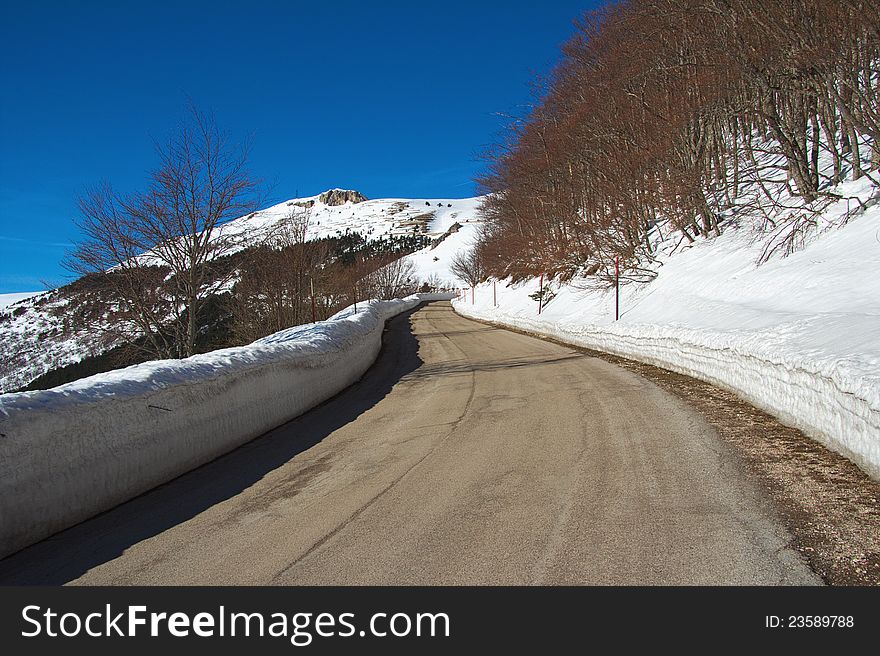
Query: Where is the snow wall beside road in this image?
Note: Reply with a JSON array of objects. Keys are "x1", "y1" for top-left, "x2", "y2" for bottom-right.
[{"x1": 0, "y1": 294, "x2": 454, "y2": 559}]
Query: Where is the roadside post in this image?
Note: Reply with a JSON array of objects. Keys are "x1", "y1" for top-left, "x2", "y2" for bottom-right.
[
  {"x1": 615, "y1": 256, "x2": 619, "y2": 321},
  {"x1": 538, "y1": 273, "x2": 544, "y2": 315},
  {"x1": 493, "y1": 280, "x2": 497, "y2": 307}
]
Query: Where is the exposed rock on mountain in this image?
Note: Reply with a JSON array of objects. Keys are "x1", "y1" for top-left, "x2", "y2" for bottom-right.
[{"x1": 318, "y1": 189, "x2": 368, "y2": 206}]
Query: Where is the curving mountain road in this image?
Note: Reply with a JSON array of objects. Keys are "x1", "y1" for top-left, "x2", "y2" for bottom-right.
[{"x1": 0, "y1": 301, "x2": 818, "y2": 585}]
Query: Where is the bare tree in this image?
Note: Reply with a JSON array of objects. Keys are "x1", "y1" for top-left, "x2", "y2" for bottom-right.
[
  {"x1": 227, "y1": 206, "x2": 347, "y2": 342},
  {"x1": 272, "y1": 205, "x2": 311, "y2": 247},
  {"x1": 67, "y1": 106, "x2": 260, "y2": 359},
  {"x1": 420, "y1": 272, "x2": 442, "y2": 292},
  {"x1": 361, "y1": 256, "x2": 418, "y2": 300},
  {"x1": 449, "y1": 246, "x2": 486, "y2": 288}
]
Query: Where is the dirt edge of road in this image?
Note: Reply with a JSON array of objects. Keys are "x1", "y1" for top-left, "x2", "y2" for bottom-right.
[{"x1": 460, "y1": 313, "x2": 880, "y2": 586}]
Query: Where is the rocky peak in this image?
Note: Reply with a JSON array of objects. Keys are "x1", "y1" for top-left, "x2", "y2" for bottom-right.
[{"x1": 318, "y1": 189, "x2": 368, "y2": 206}]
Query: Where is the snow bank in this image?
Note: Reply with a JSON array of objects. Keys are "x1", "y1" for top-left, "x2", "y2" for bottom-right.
[
  {"x1": 0, "y1": 293, "x2": 454, "y2": 558},
  {"x1": 453, "y1": 203, "x2": 880, "y2": 481}
]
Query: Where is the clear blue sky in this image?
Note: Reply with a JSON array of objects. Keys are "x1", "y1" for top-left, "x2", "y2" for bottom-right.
[{"x1": 0, "y1": 0, "x2": 600, "y2": 292}]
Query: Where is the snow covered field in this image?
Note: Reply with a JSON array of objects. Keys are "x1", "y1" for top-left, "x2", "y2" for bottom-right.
[
  {"x1": 0, "y1": 293, "x2": 453, "y2": 558},
  {"x1": 0, "y1": 292, "x2": 39, "y2": 309},
  {"x1": 224, "y1": 192, "x2": 479, "y2": 241},
  {"x1": 227, "y1": 191, "x2": 486, "y2": 286},
  {"x1": 402, "y1": 212, "x2": 483, "y2": 285},
  {"x1": 453, "y1": 181, "x2": 880, "y2": 480}
]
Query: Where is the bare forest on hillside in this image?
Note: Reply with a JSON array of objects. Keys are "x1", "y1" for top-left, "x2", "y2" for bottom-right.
[{"x1": 477, "y1": 0, "x2": 880, "y2": 283}]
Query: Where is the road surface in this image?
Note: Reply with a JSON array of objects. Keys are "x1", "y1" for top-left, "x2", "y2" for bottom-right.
[{"x1": 0, "y1": 302, "x2": 818, "y2": 585}]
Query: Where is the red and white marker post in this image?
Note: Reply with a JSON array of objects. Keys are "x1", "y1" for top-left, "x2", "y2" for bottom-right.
[
  {"x1": 614, "y1": 256, "x2": 620, "y2": 321},
  {"x1": 538, "y1": 273, "x2": 544, "y2": 315}
]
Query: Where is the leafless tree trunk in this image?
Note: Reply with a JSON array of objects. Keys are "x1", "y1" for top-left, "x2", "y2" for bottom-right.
[
  {"x1": 66, "y1": 105, "x2": 260, "y2": 359},
  {"x1": 361, "y1": 256, "x2": 418, "y2": 300},
  {"x1": 450, "y1": 246, "x2": 487, "y2": 288}
]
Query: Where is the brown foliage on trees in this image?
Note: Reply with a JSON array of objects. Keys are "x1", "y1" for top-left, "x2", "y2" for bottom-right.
[
  {"x1": 228, "y1": 208, "x2": 422, "y2": 344},
  {"x1": 449, "y1": 243, "x2": 487, "y2": 288},
  {"x1": 478, "y1": 0, "x2": 880, "y2": 281},
  {"x1": 228, "y1": 207, "x2": 332, "y2": 343}
]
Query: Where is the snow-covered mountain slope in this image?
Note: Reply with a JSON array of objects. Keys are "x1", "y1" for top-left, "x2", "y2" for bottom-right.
[
  {"x1": 402, "y1": 213, "x2": 481, "y2": 286},
  {"x1": 214, "y1": 190, "x2": 480, "y2": 249},
  {"x1": 227, "y1": 191, "x2": 486, "y2": 285},
  {"x1": 453, "y1": 176, "x2": 880, "y2": 479},
  {"x1": 0, "y1": 292, "x2": 39, "y2": 309},
  {"x1": 0, "y1": 289, "x2": 113, "y2": 394},
  {"x1": 0, "y1": 191, "x2": 484, "y2": 392}
]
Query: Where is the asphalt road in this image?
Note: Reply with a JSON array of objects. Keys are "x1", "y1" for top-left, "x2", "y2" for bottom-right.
[{"x1": 0, "y1": 302, "x2": 819, "y2": 585}]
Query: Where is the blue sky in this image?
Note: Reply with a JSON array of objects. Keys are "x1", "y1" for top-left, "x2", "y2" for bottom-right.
[{"x1": 0, "y1": 0, "x2": 599, "y2": 292}]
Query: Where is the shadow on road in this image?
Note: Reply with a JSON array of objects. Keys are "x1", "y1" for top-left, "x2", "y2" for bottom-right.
[
  {"x1": 405, "y1": 353, "x2": 585, "y2": 381},
  {"x1": 413, "y1": 327, "x2": 495, "y2": 339},
  {"x1": 0, "y1": 306, "x2": 426, "y2": 585}
]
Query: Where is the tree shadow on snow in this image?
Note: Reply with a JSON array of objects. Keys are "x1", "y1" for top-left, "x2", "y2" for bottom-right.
[{"x1": 0, "y1": 305, "x2": 426, "y2": 585}]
